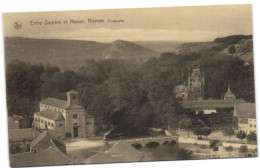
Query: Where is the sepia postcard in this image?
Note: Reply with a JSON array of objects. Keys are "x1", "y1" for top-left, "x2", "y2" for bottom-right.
[{"x1": 3, "y1": 4, "x2": 257, "y2": 167}]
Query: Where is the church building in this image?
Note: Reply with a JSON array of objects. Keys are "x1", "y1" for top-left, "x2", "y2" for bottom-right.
[
  {"x1": 33, "y1": 90, "x2": 93, "y2": 138},
  {"x1": 187, "y1": 68, "x2": 205, "y2": 100}
]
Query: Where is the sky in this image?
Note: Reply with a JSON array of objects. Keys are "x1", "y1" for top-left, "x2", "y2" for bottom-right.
[{"x1": 3, "y1": 4, "x2": 253, "y2": 42}]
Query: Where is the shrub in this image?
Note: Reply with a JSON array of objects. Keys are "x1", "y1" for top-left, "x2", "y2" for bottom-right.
[
  {"x1": 247, "y1": 132, "x2": 257, "y2": 142},
  {"x1": 237, "y1": 130, "x2": 247, "y2": 141},
  {"x1": 65, "y1": 132, "x2": 72, "y2": 138},
  {"x1": 239, "y1": 145, "x2": 248, "y2": 154}
]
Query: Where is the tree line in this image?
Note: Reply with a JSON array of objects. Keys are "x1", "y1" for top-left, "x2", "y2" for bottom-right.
[{"x1": 6, "y1": 51, "x2": 255, "y2": 137}]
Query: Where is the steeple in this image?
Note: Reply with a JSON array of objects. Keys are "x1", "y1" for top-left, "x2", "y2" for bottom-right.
[{"x1": 66, "y1": 90, "x2": 79, "y2": 106}]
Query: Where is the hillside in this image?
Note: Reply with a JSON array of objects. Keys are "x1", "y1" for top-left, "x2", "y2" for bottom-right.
[
  {"x1": 177, "y1": 35, "x2": 253, "y2": 62},
  {"x1": 4, "y1": 37, "x2": 159, "y2": 70},
  {"x1": 135, "y1": 41, "x2": 183, "y2": 54},
  {"x1": 102, "y1": 40, "x2": 160, "y2": 61}
]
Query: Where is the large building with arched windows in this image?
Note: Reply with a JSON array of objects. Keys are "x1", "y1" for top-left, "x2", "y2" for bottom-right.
[{"x1": 33, "y1": 90, "x2": 94, "y2": 138}]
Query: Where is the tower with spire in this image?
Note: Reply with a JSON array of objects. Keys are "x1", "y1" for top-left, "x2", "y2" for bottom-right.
[{"x1": 187, "y1": 68, "x2": 205, "y2": 100}]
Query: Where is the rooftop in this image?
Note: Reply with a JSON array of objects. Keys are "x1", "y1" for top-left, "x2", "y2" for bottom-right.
[
  {"x1": 82, "y1": 141, "x2": 144, "y2": 164},
  {"x1": 235, "y1": 103, "x2": 256, "y2": 124},
  {"x1": 106, "y1": 141, "x2": 144, "y2": 162},
  {"x1": 35, "y1": 109, "x2": 64, "y2": 121},
  {"x1": 40, "y1": 97, "x2": 69, "y2": 109},
  {"x1": 8, "y1": 128, "x2": 41, "y2": 142},
  {"x1": 30, "y1": 131, "x2": 65, "y2": 151},
  {"x1": 10, "y1": 147, "x2": 75, "y2": 167},
  {"x1": 82, "y1": 152, "x2": 124, "y2": 164},
  {"x1": 182, "y1": 99, "x2": 246, "y2": 109}
]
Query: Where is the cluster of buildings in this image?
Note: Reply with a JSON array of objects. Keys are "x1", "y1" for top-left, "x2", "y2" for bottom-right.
[
  {"x1": 8, "y1": 129, "x2": 74, "y2": 167},
  {"x1": 8, "y1": 90, "x2": 96, "y2": 166},
  {"x1": 174, "y1": 68, "x2": 256, "y2": 133}
]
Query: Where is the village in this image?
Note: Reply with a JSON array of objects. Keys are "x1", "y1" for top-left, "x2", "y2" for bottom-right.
[{"x1": 7, "y1": 67, "x2": 257, "y2": 167}]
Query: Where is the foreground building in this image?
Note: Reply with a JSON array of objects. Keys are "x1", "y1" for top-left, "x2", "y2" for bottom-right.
[
  {"x1": 234, "y1": 103, "x2": 256, "y2": 133},
  {"x1": 8, "y1": 128, "x2": 41, "y2": 154},
  {"x1": 10, "y1": 147, "x2": 75, "y2": 167},
  {"x1": 83, "y1": 141, "x2": 144, "y2": 164},
  {"x1": 8, "y1": 115, "x2": 31, "y2": 129},
  {"x1": 30, "y1": 131, "x2": 66, "y2": 153},
  {"x1": 33, "y1": 90, "x2": 94, "y2": 138}
]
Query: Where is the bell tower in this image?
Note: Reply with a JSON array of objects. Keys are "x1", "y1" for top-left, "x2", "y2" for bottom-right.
[{"x1": 66, "y1": 90, "x2": 79, "y2": 106}]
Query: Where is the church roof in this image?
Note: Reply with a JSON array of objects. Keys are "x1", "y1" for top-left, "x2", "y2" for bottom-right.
[
  {"x1": 35, "y1": 109, "x2": 64, "y2": 121},
  {"x1": 10, "y1": 147, "x2": 75, "y2": 167},
  {"x1": 40, "y1": 97, "x2": 69, "y2": 109},
  {"x1": 182, "y1": 99, "x2": 245, "y2": 109},
  {"x1": 8, "y1": 128, "x2": 41, "y2": 142}
]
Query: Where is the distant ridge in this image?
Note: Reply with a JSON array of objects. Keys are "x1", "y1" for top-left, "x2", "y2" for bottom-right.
[{"x1": 4, "y1": 37, "x2": 159, "y2": 70}]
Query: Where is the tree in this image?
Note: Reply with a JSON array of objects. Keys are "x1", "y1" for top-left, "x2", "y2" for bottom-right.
[
  {"x1": 202, "y1": 127, "x2": 212, "y2": 139},
  {"x1": 237, "y1": 130, "x2": 247, "y2": 141},
  {"x1": 213, "y1": 146, "x2": 219, "y2": 155},
  {"x1": 177, "y1": 148, "x2": 193, "y2": 160},
  {"x1": 225, "y1": 145, "x2": 233, "y2": 154},
  {"x1": 239, "y1": 145, "x2": 248, "y2": 154},
  {"x1": 223, "y1": 127, "x2": 235, "y2": 141},
  {"x1": 228, "y1": 45, "x2": 236, "y2": 56},
  {"x1": 65, "y1": 132, "x2": 72, "y2": 138},
  {"x1": 247, "y1": 132, "x2": 257, "y2": 142},
  {"x1": 179, "y1": 117, "x2": 193, "y2": 137},
  {"x1": 193, "y1": 127, "x2": 203, "y2": 140}
]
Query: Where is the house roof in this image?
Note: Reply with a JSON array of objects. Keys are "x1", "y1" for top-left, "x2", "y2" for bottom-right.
[
  {"x1": 35, "y1": 109, "x2": 64, "y2": 121},
  {"x1": 82, "y1": 141, "x2": 143, "y2": 164},
  {"x1": 106, "y1": 141, "x2": 144, "y2": 162},
  {"x1": 235, "y1": 103, "x2": 256, "y2": 124},
  {"x1": 10, "y1": 147, "x2": 75, "y2": 167},
  {"x1": 8, "y1": 128, "x2": 41, "y2": 142},
  {"x1": 82, "y1": 152, "x2": 124, "y2": 164},
  {"x1": 238, "y1": 118, "x2": 248, "y2": 124},
  {"x1": 182, "y1": 99, "x2": 246, "y2": 109},
  {"x1": 12, "y1": 115, "x2": 25, "y2": 121},
  {"x1": 30, "y1": 131, "x2": 66, "y2": 153},
  {"x1": 235, "y1": 103, "x2": 256, "y2": 118},
  {"x1": 40, "y1": 97, "x2": 69, "y2": 109},
  {"x1": 249, "y1": 112, "x2": 256, "y2": 119}
]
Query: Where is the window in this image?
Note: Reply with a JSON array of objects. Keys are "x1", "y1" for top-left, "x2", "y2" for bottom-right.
[
  {"x1": 254, "y1": 125, "x2": 256, "y2": 128},
  {"x1": 250, "y1": 124, "x2": 252, "y2": 127},
  {"x1": 41, "y1": 120, "x2": 43, "y2": 123},
  {"x1": 51, "y1": 123, "x2": 54, "y2": 127},
  {"x1": 73, "y1": 113, "x2": 78, "y2": 119},
  {"x1": 48, "y1": 122, "x2": 50, "y2": 126},
  {"x1": 45, "y1": 121, "x2": 47, "y2": 125},
  {"x1": 35, "y1": 118, "x2": 37, "y2": 122},
  {"x1": 59, "y1": 124, "x2": 63, "y2": 127}
]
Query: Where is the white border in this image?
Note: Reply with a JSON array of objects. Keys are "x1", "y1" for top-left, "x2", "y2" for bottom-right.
[{"x1": 1, "y1": 0, "x2": 259, "y2": 168}]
